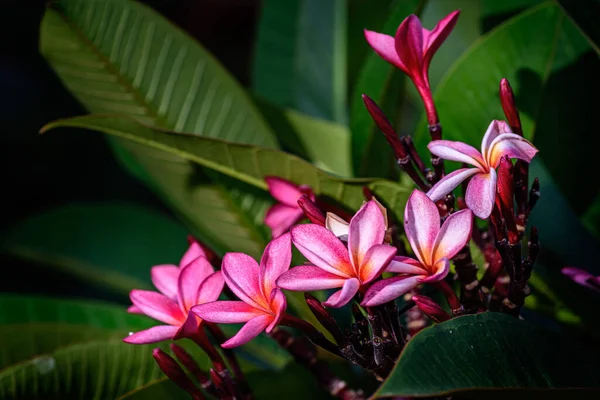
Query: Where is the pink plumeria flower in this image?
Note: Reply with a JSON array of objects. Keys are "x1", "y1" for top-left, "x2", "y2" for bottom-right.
[
  {"x1": 277, "y1": 200, "x2": 397, "y2": 308},
  {"x1": 362, "y1": 190, "x2": 472, "y2": 307},
  {"x1": 325, "y1": 198, "x2": 388, "y2": 241},
  {"x1": 562, "y1": 267, "x2": 600, "y2": 292},
  {"x1": 192, "y1": 233, "x2": 291, "y2": 348},
  {"x1": 124, "y1": 256, "x2": 224, "y2": 344},
  {"x1": 365, "y1": 11, "x2": 459, "y2": 123},
  {"x1": 264, "y1": 177, "x2": 315, "y2": 238},
  {"x1": 427, "y1": 120, "x2": 538, "y2": 219}
]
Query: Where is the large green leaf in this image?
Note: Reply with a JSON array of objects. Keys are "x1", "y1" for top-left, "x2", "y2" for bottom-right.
[
  {"x1": 376, "y1": 312, "x2": 600, "y2": 397},
  {"x1": 0, "y1": 203, "x2": 188, "y2": 295},
  {"x1": 41, "y1": 115, "x2": 411, "y2": 223},
  {"x1": 252, "y1": 0, "x2": 347, "y2": 123},
  {"x1": 40, "y1": 0, "x2": 278, "y2": 258},
  {"x1": 116, "y1": 379, "x2": 187, "y2": 400}
]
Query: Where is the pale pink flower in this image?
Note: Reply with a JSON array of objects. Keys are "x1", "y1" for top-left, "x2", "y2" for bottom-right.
[
  {"x1": 277, "y1": 200, "x2": 397, "y2": 308},
  {"x1": 264, "y1": 177, "x2": 314, "y2": 238},
  {"x1": 362, "y1": 190, "x2": 472, "y2": 306},
  {"x1": 364, "y1": 11, "x2": 459, "y2": 123},
  {"x1": 427, "y1": 120, "x2": 538, "y2": 219},
  {"x1": 124, "y1": 255, "x2": 224, "y2": 344},
  {"x1": 192, "y1": 234, "x2": 291, "y2": 348}
]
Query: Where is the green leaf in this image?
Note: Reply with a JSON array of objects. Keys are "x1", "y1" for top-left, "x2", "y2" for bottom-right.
[
  {"x1": 40, "y1": 0, "x2": 278, "y2": 258},
  {"x1": 41, "y1": 115, "x2": 411, "y2": 223},
  {"x1": 557, "y1": 0, "x2": 600, "y2": 56},
  {"x1": 376, "y1": 312, "x2": 600, "y2": 397},
  {"x1": 0, "y1": 203, "x2": 188, "y2": 295},
  {"x1": 252, "y1": 0, "x2": 347, "y2": 123},
  {"x1": 116, "y1": 379, "x2": 187, "y2": 400}
]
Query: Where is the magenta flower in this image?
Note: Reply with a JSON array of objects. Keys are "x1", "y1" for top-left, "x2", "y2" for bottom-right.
[
  {"x1": 364, "y1": 11, "x2": 459, "y2": 123},
  {"x1": 362, "y1": 190, "x2": 472, "y2": 307},
  {"x1": 426, "y1": 120, "x2": 538, "y2": 219},
  {"x1": 562, "y1": 267, "x2": 600, "y2": 292},
  {"x1": 277, "y1": 200, "x2": 397, "y2": 308},
  {"x1": 192, "y1": 233, "x2": 291, "y2": 348},
  {"x1": 124, "y1": 256, "x2": 224, "y2": 344},
  {"x1": 264, "y1": 177, "x2": 314, "y2": 238}
]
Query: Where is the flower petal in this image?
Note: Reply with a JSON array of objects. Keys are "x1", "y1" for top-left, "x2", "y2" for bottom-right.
[
  {"x1": 221, "y1": 315, "x2": 272, "y2": 348},
  {"x1": 123, "y1": 325, "x2": 179, "y2": 344},
  {"x1": 404, "y1": 190, "x2": 440, "y2": 265},
  {"x1": 423, "y1": 10, "x2": 460, "y2": 67},
  {"x1": 487, "y1": 133, "x2": 539, "y2": 168},
  {"x1": 325, "y1": 212, "x2": 349, "y2": 239},
  {"x1": 178, "y1": 257, "x2": 215, "y2": 312},
  {"x1": 348, "y1": 200, "x2": 387, "y2": 272},
  {"x1": 267, "y1": 289, "x2": 287, "y2": 332},
  {"x1": 174, "y1": 310, "x2": 201, "y2": 340},
  {"x1": 150, "y1": 265, "x2": 179, "y2": 300},
  {"x1": 426, "y1": 168, "x2": 480, "y2": 202},
  {"x1": 127, "y1": 305, "x2": 143, "y2": 314},
  {"x1": 323, "y1": 278, "x2": 360, "y2": 308},
  {"x1": 361, "y1": 275, "x2": 423, "y2": 307},
  {"x1": 291, "y1": 224, "x2": 353, "y2": 277},
  {"x1": 192, "y1": 301, "x2": 264, "y2": 323},
  {"x1": 264, "y1": 204, "x2": 303, "y2": 238},
  {"x1": 386, "y1": 256, "x2": 427, "y2": 275},
  {"x1": 180, "y1": 241, "x2": 207, "y2": 268},
  {"x1": 364, "y1": 29, "x2": 406, "y2": 72},
  {"x1": 265, "y1": 177, "x2": 304, "y2": 207},
  {"x1": 130, "y1": 290, "x2": 184, "y2": 326},
  {"x1": 394, "y1": 14, "x2": 424, "y2": 76},
  {"x1": 260, "y1": 233, "x2": 292, "y2": 298},
  {"x1": 197, "y1": 271, "x2": 225, "y2": 304},
  {"x1": 359, "y1": 244, "x2": 397, "y2": 284},
  {"x1": 428, "y1": 140, "x2": 485, "y2": 170},
  {"x1": 562, "y1": 267, "x2": 600, "y2": 292},
  {"x1": 276, "y1": 266, "x2": 347, "y2": 291},
  {"x1": 420, "y1": 258, "x2": 450, "y2": 283},
  {"x1": 432, "y1": 209, "x2": 473, "y2": 262},
  {"x1": 222, "y1": 253, "x2": 267, "y2": 311},
  {"x1": 465, "y1": 170, "x2": 497, "y2": 219},
  {"x1": 481, "y1": 120, "x2": 512, "y2": 161}
]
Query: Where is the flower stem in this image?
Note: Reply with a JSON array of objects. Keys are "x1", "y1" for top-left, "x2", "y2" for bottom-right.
[{"x1": 279, "y1": 313, "x2": 341, "y2": 357}]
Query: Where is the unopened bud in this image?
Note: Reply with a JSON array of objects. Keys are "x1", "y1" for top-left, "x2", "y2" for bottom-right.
[
  {"x1": 170, "y1": 343, "x2": 212, "y2": 390},
  {"x1": 362, "y1": 94, "x2": 408, "y2": 160},
  {"x1": 412, "y1": 295, "x2": 451, "y2": 323},
  {"x1": 496, "y1": 156, "x2": 518, "y2": 244},
  {"x1": 305, "y1": 293, "x2": 345, "y2": 344},
  {"x1": 298, "y1": 194, "x2": 326, "y2": 226},
  {"x1": 152, "y1": 348, "x2": 204, "y2": 400},
  {"x1": 499, "y1": 78, "x2": 523, "y2": 136}
]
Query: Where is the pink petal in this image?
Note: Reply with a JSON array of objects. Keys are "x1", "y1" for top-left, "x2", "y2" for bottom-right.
[
  {"x1": 174, "y1": 310, "x2": 201, "y2": 340},
  {"x1": 196, "y1": 271, "x2": 225, "y2": 304},
  {"x1": 222, "y1": 253, "x2": 268, "y2": 311},
  {"x1": 359, "y1": 244, "x2": 398, "y2": 284},
  {"x1": 123, "y1": 325, "x2": 179, "y2": 344},
  {"x1": 428, "y1": 140, "x2": 486, "y2": 170},
  {"x1": 180, "y1": 241, "x2": 207, "y2": 268},
  {"x1": 192, "y1": 301, "x2": 264, "y2": 323},
  {"x1": 465, "y1": 170, "x2": 497, "y2": 219},
  {"x1": 290, "y1": 224, "x2": 353, "y2": 277},
  {"x1": 264, "y1": 204, "x2": 303, "y2": 238},
  {"x1": 267, "y1": 289, "x2": 286, "y2": 332},
  {"x1": 364, "y1": 29, "x2": 406, "y2": 72},
  {"x1": 394, "y1": 15, "x2": 425, "y2": 76},
  {"x1": 151, "y1": 265, "x2": 180, "y2": 300},
  {"x1": 423, "y1": 10, "x2": 460, "y2": 68},
  {"x1": 426, "y1": 168, "x2": 480, "y2": 202},
  {"x1": 432, "y1": 209, "x2": 473, "y2": 262},
  {"x1": 487, "y1": 133, "x2": 539, "y2": 169},
  {"x1": 562, "y1": 267, "x2": 600, "y2": 291},
  {"x1": 348, "y1": 200, "x2": 386, "y2": 272},
  {"x1": 325, "y1": 212, "x2": 349, "y2": 239},
  {"x1": 276, "y1": 266, "x2": 347, "y2": 291},
  {"x1": 361, "y1": 275, "x2": 423, "y2": 307},
  {"x1": 260, "y1": 233, "x2": 292, "y2": 298},
  {"x1": 481, "y1": 120, "x2": 512, "y2": 161},
  {"x1": 386, "y1": 256, "x2": 427, "y2": 275},
  {"x1": 323, "y1": 278, "x2": 360, "y2": 308},
  {"x1": 265, "y1": 177, "x2": 304, "y2": 207},
  {"x1": 420, "y1": 259, "x2": 450, "y2": 283},
  {"x1": 177, "y1": 257, "x2": 215, "y2": 312},
  {"x1": 130, "y1": 290, "x2": 184, "y2": 326},
  {"x1": 404, "y1": 190, "x2": 440, "y2": 265},
  {"x1": 221, "y1": 315, "x2": 272, "y2": 348},
  {"x1": 127, "y1": 305, "x2": 143, "y2": 314}
]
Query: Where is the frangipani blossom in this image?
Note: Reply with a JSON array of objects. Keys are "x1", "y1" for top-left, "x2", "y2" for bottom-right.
[
  {"x1": 264, "y1": 177, "x2": 314, "y2": 238},
  {"x1": 365, "y1": 11, "x2": 459, "y2": 123},
  {"x1": 192, "y1": 234, "x2": 291, "y2": 348},
  {"x1": 124, "y1": 256, "x2": 224, "y2": 344},
  {"x1": 277, "y1": 200, "x2": 397, "y2": 308},
  {"x1": 362, "y1": 190, "x2": 472, "y2": 306},
  {"x1": 427, "y1": 120, "x2": 538, "y2": 219}
]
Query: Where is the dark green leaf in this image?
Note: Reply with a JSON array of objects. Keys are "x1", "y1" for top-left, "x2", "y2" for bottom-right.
[
  {"x1": 116, "y1": 379, "x2": 187, "y2": 400},
  {"x1": 557, "y1": 0, "x2": 600, "y2": 56},
  {"x1": 376, "y1": 312, "x2": 600, "y2": 397}
]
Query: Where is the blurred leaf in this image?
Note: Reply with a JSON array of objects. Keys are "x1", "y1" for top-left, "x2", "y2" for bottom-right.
[
  {"x1": 376, "y1": 312, "x2": 600, "y2": 397},
  {"x1": 116, "y1": 379, "x2": 187, "y2": 400},
  {"x1": 0, "y1": 203, "x2": 188, "y2": 295},
  {"x1": 557, "y1": 0, "x2": 600, "y2": 55},
  {"x1": 582, "y1": 192, "x2": 600, "y2": 240},
  {"x1": 42, "y1": 115, "x2": 411, "y2": 224},
  {"x1": 247, "y1": 363, "x2": 332, "y2": 400},
  {"x1": 40, "y1": 0, "x2": 278, "y2": 259},
  {"x1": 253, "y1": 0, "x2": 347, "y2": 123}
]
